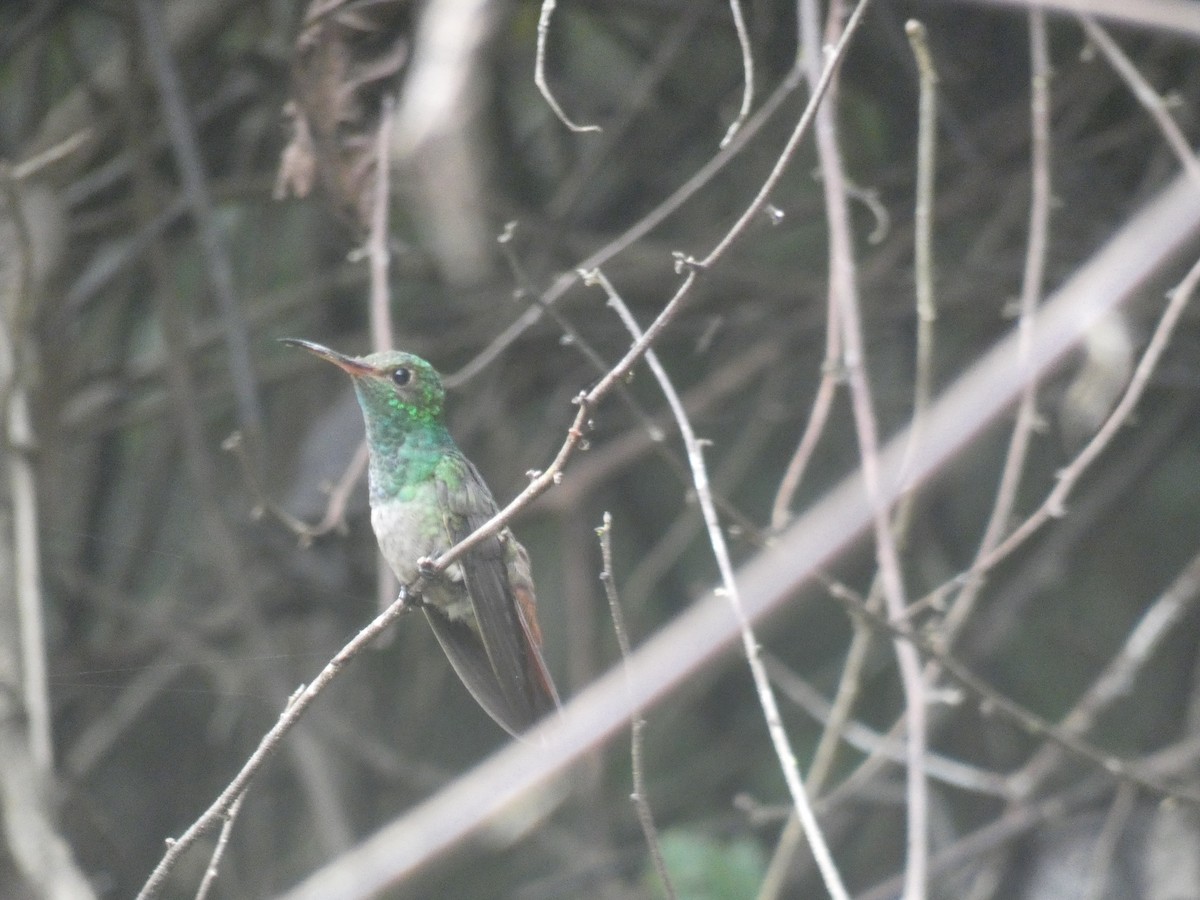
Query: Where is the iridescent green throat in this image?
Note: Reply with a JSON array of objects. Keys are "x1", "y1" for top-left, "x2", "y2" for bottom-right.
[{"x1": 356, "y1": 394, "x2": 453, "y2": 503}]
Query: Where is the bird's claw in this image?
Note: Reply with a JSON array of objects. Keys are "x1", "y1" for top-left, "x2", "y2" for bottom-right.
[{"x1": 397, "y1": 585, "x2": 425, "y2": 611}]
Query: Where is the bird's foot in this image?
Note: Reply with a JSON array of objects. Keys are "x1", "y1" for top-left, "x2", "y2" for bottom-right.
[{"x1": 397, "y1": 585, "x2": 425, "y2": 612}]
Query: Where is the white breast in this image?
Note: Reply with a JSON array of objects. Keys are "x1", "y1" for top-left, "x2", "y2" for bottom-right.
[{"x1": 370, "y1": 497, "x2": 467, "y2": 612}]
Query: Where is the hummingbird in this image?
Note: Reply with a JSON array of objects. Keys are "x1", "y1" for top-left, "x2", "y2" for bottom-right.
[{"x1": 282, "y1": 338, "x2": 561, "y2": 737}]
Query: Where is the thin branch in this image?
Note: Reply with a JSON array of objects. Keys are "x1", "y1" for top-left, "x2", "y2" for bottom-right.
[
  {"x1": 368, "y1": 91, "x2": 400, "y2": 603},
  {"x1": 135, "y1": 605, "x2": 413, "y2": 900},
  {"x1": 535, "y1": 0, "x2": 601, "y2": 133},
  {"x1": 1079, "y1": 16, "x2": 1200, "y2": 188},
  {"x1": 0, "y1": 151, "x2": 94, "y2": 900},
  {"x1": 767, "y1": 361, "x2": 839, "y2": 531},
  {"x1": 547, "y1": 9, "x2": 705, "y2": 218},
  {"x1": 799, "y1": 1, "x2": 929, "y2": 894},
  {"x1": 978, "y1": 250, "x2": 1200, "y2": 573},
  {"x1": 699, "y1": 0, "x2": 876, "y2": 268},
  {"x1": 1011, "y1": 545, "x2": 1200, "y2": 796},
  {"x1": 222, "y1": 431, "x2": 364, "y2": 542},
  {"x1": 497, "y1": 224, "x2": 772, "y2": 545},
  {"x1": 720, "y1": 0, "x2": 755, "y2": 148},
  {"x1": 596, "y1": 513, "x2": 675, "y2": 900},
  {"x1": 853, "y1": 775, "x2": 1113, "y2": 900},
  {"x1": 565, "y1": 0, "x2": 875, "y2": 447},
  {"x1": 193, "y1": 790, "x2": 246, "y2": 900},
  {"x1": 11, "y1": 128, "x2": 91, "y2": 180},
  {"x1": 310, "y1": 442, "x2": 370, "y2": 537},
  {"x1": 125, "y1": 28, "x2": 355, "y2": 886},
  {"x1": 843, "y1": 178, "x2": 891, "y2": 244},
  {"x1": 446, "y1": 0, "x2": 869, "y2": 388},
  {"x1": 7, "y1": 389, "x2": 52, "y2": 773},
  {"x1": 767, "y1": 0, "x2": 848, "y2": 539},
  {"x1": 369, "y1": 94, "x2": 397, "y2": 352},
  {"x1": 223, "y1": 92, "x2": 398, "y2": 544},
  {"x1": 825, "y1": 583, "x2": 1200, "y2": 804},
  {"x1": 761, "y1": 2, "x2": 879, "y2": 893},
  {"x1": 0, "y1": 168, "x2": 52, "y2": 776},
  {"x1": 965, "y1": 0, "x2": 1200, "y2": 41},
  {"x1": 804, "y1": 587, "x2": 877, "y2": 796},
  {"x1": 587, "y1": 269, "x2": 849, "y2": 900},
  {"x1": 1082, "y1": 783, "x2": 1136, "y2": 900},
  {"x1": 802, "y1": 46, "x2": 942, "y2": 825},
  {"x1": 898, "y1": 19, "x2": 939, "y2": 521},
  {"x1": 765, "y1": 656, "x2": 1011, "y2": 798},
  {"x1": 942, "y1": 9, "x2": 1052, "y2": 639}
]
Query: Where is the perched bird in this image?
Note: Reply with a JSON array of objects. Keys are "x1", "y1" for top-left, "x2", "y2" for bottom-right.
[{"x1": 282, "y1": 339, "x2": 560, "y2": 736}]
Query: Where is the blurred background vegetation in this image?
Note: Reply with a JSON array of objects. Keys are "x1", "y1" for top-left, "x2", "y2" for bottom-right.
[{"x1": 1, "y1": 0, "x2": 1199, "y2": 897}]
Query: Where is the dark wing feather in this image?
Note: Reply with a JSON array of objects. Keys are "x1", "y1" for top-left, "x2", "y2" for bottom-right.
[
  {"x1": 510, "y1": 564, "x2": 561, "y2": 714},
  {"x1": 422, "y1": 608, "x2": 527, "y2": 737},
  {"x1": 436, "y1": 455, "x2": 559, "y2": 735}
]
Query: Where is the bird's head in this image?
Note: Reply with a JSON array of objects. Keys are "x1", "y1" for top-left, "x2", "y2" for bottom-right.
[{"x1": 281, "y1": 339, "x2": 446, "y2": 434}]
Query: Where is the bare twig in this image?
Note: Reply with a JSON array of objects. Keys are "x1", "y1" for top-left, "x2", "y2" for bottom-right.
[
  {"x1": 796, "y1": 2, "x2": 929, "y2": 894},
  {"x1": 1079, "y1": 16, "x2": 1200, "y2": 189},
  {"x1": 765, "y1": 656, "x2": 1011, "y2": 798},
  {"x1": 1082, "y1": 783, "x2": 1136, "y2": 900},
  {"x1": 0, "y1": 165, "x2": 92, "y2": 900},
  {"x1": 767, "y1": 0, "x2": 846, "y2": 536},
  {"x1": 826, "y1": 583, "x2": 1200, "y2": 804},
  {"x1": 761, "y1": 3, "x2": 882, "y2": 893},
  {"x1": 700, "y1": 0, "x2": 876, "y2": 268},
  {"x1": 843, "y1": 178, "x2": 891, "y2": 244},
  {"x1": 0, "y1": 166, "x2": 94, "y2": 900},
  {"x1": 222, "y1": 431, "x2": 363, "y2": 542},
  {"x1": 853, "y1": 737, "x2": 1198, "y2": 899},
  {"x1": 596, "y1": 513, "x2": 676, "y2": 900},
  {"x1": 309, "y1": 442, "x2": 370, "y2": 538},
  {"x1": 767, "y1": 357, "x2": 840, "y2": 531},
  {"x1": 978, "y1": 250, "x2": 1200, "y2": 572},
  {"x1": 853, "y1": 775, "x2": 1113, "y2": 900},
  {"x1": 0, "y1": 168, "x2": 52, "y2": 776},
  {"x1": 767, "y1": 0, "x2": 845, "y2": 535},
  {"x1": 11, "y1": 128, "x2": 91, "y2": 180},
  {"x1": 535, "y1": 0, "x2": 601, "y2": 134},
  {"x1": 135, "y1": 600, "x2": 414, "y2": 900},
  {"x1": 899, "y1": 20, "x2": 939, "y2": 518},
  {"x1": 942, "y1": 9, "x2": 1052, "y2": 639},
  {"x1": 7, "y1": 389, "x2": 52, "y2": 774},
  {"x1": 547, "y1": 9, "x2": 705, "y2": 218},
  {"x1": 587, "y1": 268, "x2": 849, "y2": 900},
  {"x1": 368, "y1": 91, "x2": 400, "y2": 604},
  {"x1": 965, "y1": 0, "x2": 1200, "y2": 41},
  {"x1": 803, "y1": 592, "x2": 874, "y2": 795},
  {"x1": 447, "y1": 0, "x2": 872, "y2": 388},
  {"x1": 225, "y1": 92, "x2": 398, "y2": 544},
  {"x1": 193, "y1": 790, "x2": 246, "y2": 900},
  {"x1": 1011, "y1": 545, "x2": 1200, "y2": 796},
  {"x1": 125, "y1": 31, "x2": 353, "y2": 889},
  {"x1": 720, "y1": 0, "x2": 755, "y2": 148},
  {"x1": 791, "y1": 46, "x2": 941, "y2": 831},
  {"x1": 369, "y1": 94, "x2": 397, "y2": 353},
  {"x1": 0, "y1": 729, "x2": 96, "y2": 899}
]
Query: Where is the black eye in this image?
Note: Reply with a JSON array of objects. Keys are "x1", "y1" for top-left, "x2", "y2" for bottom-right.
[{"x1": 391, "y1": 367, "x2": 412, "y2": 387}]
